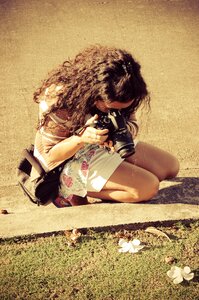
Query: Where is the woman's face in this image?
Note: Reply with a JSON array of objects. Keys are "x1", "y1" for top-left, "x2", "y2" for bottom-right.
[{"x1": 94, "y1": 99, "x2": 134, "y2": 113}]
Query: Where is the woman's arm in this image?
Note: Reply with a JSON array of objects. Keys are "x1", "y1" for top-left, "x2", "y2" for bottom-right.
[
  {"x1": 47, "y1": 115, "x2": 109, "y2": 164},
  {"x1": 47, "y1": 134, "x2": 85, "y2": 163}
]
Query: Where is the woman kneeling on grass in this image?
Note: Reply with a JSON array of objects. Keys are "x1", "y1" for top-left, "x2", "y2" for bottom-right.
[{"x1": 32, "y1": 45, "x2": 179, "y2": 207}]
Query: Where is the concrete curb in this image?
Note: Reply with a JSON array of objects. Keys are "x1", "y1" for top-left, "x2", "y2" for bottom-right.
[{"x1": 1, "y1": 203, "x2": 198, "y2": 239}]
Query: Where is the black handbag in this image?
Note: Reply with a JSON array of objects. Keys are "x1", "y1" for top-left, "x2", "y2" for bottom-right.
[{"x1": 17, "y1": 145, "x2": 66, "y2": 205}]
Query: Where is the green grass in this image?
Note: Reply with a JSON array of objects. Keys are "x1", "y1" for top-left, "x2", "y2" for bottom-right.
[{"x1": 0, "y1": 221, "x2": 198, "y2": 300}]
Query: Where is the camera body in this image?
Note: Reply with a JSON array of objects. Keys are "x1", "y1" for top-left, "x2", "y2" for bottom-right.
[{"x1": 94, "y1": 109, "x2": 135, "y2": 158}]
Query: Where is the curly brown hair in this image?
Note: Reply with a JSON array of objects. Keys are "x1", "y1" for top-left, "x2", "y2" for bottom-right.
[{"x1": 34, "y1": 45, "x2": 150, "y2": 133}]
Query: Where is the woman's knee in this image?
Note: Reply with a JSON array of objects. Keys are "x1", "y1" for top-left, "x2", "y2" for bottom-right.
[
  {"x1": 128, "y1": 173, "x2": 159, "y2": 203},
  {"x1": 167, "y1": 156, "x2": 180, "y2": 179},
  {"x1": 159, "y1": 155, "x2": 180, "y2": 181}
]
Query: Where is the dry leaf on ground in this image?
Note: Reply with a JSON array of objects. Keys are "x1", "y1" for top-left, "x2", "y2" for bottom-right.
[
  {"x1": 145, "y1": 226, "x2": 171, "y2": 241},
  {"x1": 64, "y1": 228, "x2": 82, "y2": 246},
  {"x1": 0, "y1": 209, "x2": 8, "y2": 214}
]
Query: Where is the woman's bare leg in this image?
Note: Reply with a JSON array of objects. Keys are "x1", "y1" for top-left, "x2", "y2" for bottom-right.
[
  {"x1": 88, "y1": 142, "x2": 179, "y2": 203},
  {"x1": 126, "y1": 142, "x2": 180, "y2": 181},
  {"x1": 87, "y1": 160, "x2": 159, "y2": 203}
]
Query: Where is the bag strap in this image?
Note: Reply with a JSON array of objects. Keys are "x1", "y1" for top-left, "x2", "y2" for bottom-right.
[{"x1": 22, "y1": 149, "x2": 45, "y2": 176}]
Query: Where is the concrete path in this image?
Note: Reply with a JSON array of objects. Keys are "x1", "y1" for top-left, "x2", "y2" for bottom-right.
[
  {"x1": 0, "y1": 0, "x2": 199, "y2": 238},
  {"x1": 0, "y1": 176, "x2": 199, "y2": 238}
]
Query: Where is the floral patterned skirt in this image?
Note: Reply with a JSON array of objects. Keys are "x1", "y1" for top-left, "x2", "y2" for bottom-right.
[{"x1": 53, "y1": 144, "x2": 124, "y2": 207}]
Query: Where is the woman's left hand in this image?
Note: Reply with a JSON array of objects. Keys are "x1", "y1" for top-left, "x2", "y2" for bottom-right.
[
  {"x1": 99, "y1": 140, "x2": 115, "y2": 153},
  {"x1": 80, "y1": 126, "x2": 109, "y2": 145},
  {"x1": 79, "y1": 115, "x2": 109, "y2": 145}
]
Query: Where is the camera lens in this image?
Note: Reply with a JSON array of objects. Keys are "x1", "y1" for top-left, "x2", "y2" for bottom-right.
[{"x1": 115, "y1": 143, "x2": 135, "y2": 158}]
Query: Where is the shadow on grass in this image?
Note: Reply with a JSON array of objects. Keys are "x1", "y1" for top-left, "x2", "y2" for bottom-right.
[
  {"x1": 192, "y1": 268, "x2": 199, "y2": 283},
  {"x1": 180, "y1": 269, "x2": 199, "y2": 285},
  {"x1": 150, "y1": 177, "x2": 199, "y2": 205}
]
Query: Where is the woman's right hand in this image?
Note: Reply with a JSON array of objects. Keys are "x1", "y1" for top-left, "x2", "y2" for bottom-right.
[{"x1": 80, "y1": 114, "x2": 109, "y2": 145}]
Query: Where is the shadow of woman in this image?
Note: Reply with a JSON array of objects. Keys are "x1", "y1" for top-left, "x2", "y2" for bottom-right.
[{"x1": 149, "y1": 177, "x2": 199, "y2": 205}]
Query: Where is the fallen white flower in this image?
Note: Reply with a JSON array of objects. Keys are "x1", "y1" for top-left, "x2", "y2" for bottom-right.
[
  {"x1": 167, "y1": 266, "x2": 194, "y2": 284},
  {"x1": 118, "y1": 238, "x2": 144, "y2": 253}
]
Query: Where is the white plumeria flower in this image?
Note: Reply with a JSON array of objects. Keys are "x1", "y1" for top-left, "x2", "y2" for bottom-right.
[
  {"x1": 167, "y1": 266, "x2": 194, "y2": 284},
  {"x1": 118, "y1": 238, "x2": 144, "y2": 253}
]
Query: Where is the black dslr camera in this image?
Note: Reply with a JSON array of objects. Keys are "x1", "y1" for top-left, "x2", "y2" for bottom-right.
[{"x1": 94, "y1": 109, "x2": 135, "y2": 158}]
